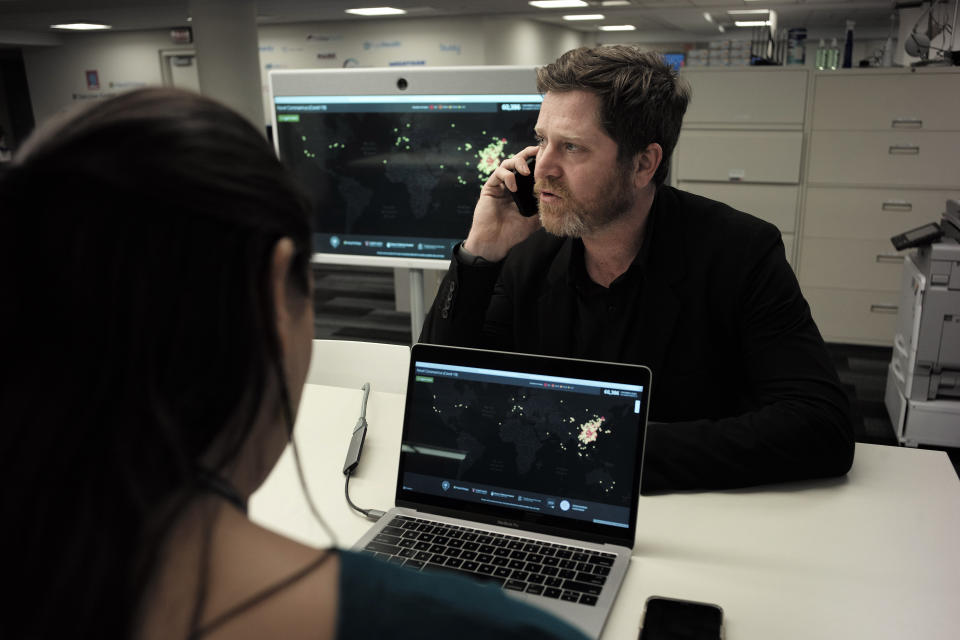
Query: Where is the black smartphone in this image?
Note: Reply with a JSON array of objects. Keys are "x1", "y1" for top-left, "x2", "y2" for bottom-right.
[
  {"x1": 509, "y1": 155, "x2": 538, "y2": 217},
  {"x1": 890, "y1": 222, "x2": 941, "y2": 251},
  {"x1": 639, "y1": 596, "x2": 724, "y2": 640}
]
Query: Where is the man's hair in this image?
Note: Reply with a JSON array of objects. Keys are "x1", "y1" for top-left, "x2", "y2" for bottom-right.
[{"x1": 536, "y1": 45, "x2": 691, "y2": 185}]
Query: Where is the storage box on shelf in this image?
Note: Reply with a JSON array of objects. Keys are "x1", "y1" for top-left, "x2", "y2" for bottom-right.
[
  {"x1": 672, "y1": 68, "x2": 809, "y2": 268},
  {"x1": 799, "y1": 68, "x2": 960, "y2": 346}
]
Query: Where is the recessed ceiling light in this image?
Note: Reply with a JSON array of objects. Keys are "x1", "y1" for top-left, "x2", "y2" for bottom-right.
[
  {"x1": 601, "y1": 1, "x2": 631, "y2": 5},
  {"x1": 563, "y1": 14, "x2": 605, "y2": 21},
  {"x1": 734, "y1": 20, "x2": 771, "y2": 27},
  {"x1": 703, "y1": 12, "x2": 713, "y2": 23},
  {"x1": 599, "y1": 24, "x2": 636, "y2": 31},
  {"x1": 727, "y1": 9, "x2": 769, "y2": 15},
  {"x1": 344, "y1": 7, "x2": 407, "y2": 16},
  {"x1": 529, "y1": 1, "x2": 589, "y2": 8},
  {"x1": 718, "y1": 25, "x2": 725, "y2": 33},
  {"x1": 50, "y1": 23, "x2": 111, "y2": 30}
]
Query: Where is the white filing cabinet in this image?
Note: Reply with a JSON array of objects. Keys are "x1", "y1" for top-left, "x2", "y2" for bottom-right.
[
  {"x1": 799, "y1": 68, "x2": 960, "y2": 346},
  {"x1": 673, "y1": 68, "x2": 809, "y2": 268}
]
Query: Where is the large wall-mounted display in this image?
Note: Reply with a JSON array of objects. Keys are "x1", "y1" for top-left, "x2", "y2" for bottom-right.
[{"x1": 270, "y1": 66, "x2": 541, "y2": 269}]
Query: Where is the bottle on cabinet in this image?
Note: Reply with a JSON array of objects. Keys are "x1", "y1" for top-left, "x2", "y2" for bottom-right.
[
  {"x1": 842, "y1": 20, "x2": 855, "y2": 68},
  {"x1": 827, "y1": 38, "x2": 840, "y2": 70},
  {"x1": 816, "y1": 39, "x2": 827, "y2": 70}
]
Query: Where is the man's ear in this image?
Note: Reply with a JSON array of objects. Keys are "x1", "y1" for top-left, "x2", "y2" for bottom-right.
[
  {"x1": 634, "y1": 143, "x2": 663, "y2": 188},
  {"x1": 271, "y1": 237, "x2": 297, "y2": 350}
]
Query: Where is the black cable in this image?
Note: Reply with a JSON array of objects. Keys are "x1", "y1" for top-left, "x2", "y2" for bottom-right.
[
  {"x1": 188, "y1": 550, "x2": 335, "y2": 639},
  {"x1": 277, "y1": 353, "x2": 339, "y2": 548},
  {"x1": 344, "y1": 469, "x2": 386, "y2": 521},
  {"x1": 341, "y1": 382, "x2": 385, "y2": 522},
  {"x1": 290, "y1": 432, "x2": 340, "y2": 544},
  {"x1": 185, "y1": 359, "x2": 343, "y2": 639}
]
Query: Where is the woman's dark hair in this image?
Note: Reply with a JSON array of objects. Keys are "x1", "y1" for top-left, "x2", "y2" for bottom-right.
[
  {"x1": 0, "y1": 88, "x2": 312, "y2": 638},
  {"x1": 537, "y1": 46, "x2": 691, "y2": 185}
]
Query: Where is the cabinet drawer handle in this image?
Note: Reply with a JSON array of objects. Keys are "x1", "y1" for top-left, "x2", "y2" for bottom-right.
[
  {"x1": 891, "y1": 117, "x2": 922, "y2": 129},
  {"x1": 876, "y1": 254, "x2": 905, "y2": 264},
  {"x1": 894, "y1": 334, "x2": 908, "y2": 358},
  {"x1": 888, "y1": 145, "x2": 920, "y2": 155},
  {"x1": 881, "y1": 200, "x2": 912, "y2": 212},
  {"x1": 891, "y1": 359, "x2": 906, "y2": 384},
  {"x1": 870, "y1": 304, "x2": 899, "y2": 314}
]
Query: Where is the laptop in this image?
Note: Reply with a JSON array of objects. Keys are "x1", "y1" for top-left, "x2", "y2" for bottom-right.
[{"x1": 353, "y1": 343, "x2": 652, "y2": 639}]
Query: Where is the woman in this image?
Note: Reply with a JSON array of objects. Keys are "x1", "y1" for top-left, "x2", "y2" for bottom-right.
[{"x1": 0, "y1": 88, "x2": 586, "y2": 640}]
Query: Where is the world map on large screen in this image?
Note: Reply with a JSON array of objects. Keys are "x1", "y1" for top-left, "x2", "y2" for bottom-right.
[{"x1": 278, "y1": 108, "x2": 540, "y2": 241}]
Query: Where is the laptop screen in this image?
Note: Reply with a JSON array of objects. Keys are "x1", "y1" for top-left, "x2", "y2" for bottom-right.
[{"x1": 397, "y1": 344, "x2": 650, "y2": 545}]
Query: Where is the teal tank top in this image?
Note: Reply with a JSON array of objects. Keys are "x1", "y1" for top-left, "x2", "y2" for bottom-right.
[{"x1": 336, "y1": 549, "x2": 589, "y2": 639}]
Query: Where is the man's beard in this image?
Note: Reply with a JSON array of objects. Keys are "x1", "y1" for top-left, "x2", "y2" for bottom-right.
[{"x1": 534, "y1": 162, "x2": 635, "y2": 238}]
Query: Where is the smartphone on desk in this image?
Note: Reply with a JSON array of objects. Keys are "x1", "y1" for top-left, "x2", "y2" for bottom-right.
[
  {"x1": 509, "y1": 156, "x2": 538, "y2": 217},
  {"x1": 639, "y1": 596, "x2": 724, "y2": 640}
]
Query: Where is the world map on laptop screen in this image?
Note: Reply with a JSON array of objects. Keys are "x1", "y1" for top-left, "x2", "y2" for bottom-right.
[{"x1": 400, "y1": 361, "x2": 644, "y2": 530}]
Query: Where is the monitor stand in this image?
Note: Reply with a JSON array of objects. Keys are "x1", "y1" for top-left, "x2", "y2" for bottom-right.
[{"x1": 408, "y1": 268, "x2": 426, "y2": 342}]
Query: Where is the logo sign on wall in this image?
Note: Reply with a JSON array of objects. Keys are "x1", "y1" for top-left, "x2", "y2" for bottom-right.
[
  {"x1": 86, "y1": 70, "x2": 99, "y2": 90},
  {"x1": 363, "y1": 40, "x2": 401, "y2": 50},
  {"x1": 169, "y1": 27, "x2": 192, "y2": 44}
]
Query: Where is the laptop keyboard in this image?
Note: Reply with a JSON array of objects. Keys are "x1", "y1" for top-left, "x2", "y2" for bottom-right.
[{"x1": 361, "y1": 515, "x2": 614, "y2": 606}]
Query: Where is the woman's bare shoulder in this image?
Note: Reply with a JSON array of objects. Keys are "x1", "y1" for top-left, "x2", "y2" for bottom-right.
[{"x1": 139, "y1": 502, "x2": 341, "y2": 640}]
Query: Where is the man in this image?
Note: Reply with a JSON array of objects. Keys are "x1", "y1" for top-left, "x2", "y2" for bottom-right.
[{"x1": 420, "y1": 46, "x2": 854, "y2": 493}]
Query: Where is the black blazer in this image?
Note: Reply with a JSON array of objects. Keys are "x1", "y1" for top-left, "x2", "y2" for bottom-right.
[{"x1": 421, "y1": 186, "x2": 854, "y2": 492}]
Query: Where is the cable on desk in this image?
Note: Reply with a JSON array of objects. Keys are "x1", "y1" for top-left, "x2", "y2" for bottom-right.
[{"x1": 344, "y1": 469, "x2": 385, "y2": 522}]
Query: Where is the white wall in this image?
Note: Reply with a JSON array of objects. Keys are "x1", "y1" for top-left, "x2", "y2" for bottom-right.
[
  {"x1": 256, "y1": 17, "x2": 586, "y2": 121},
  {"x1": 23, "y1": 12, "x2": 945, "y2": 130},
  {"x1": 478, "y1": 17, "x2": 584, "y2": 66},
  {"x1": 20, "y1": 16, "x2": 587, "y2": 130},
  {"x1": 22, "y1": 30, "x2": 193, "y2": 126}
]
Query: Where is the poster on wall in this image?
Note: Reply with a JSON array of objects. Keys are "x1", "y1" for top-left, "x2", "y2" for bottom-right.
[{"x1": 86, "y1": 70, "x2": 100, "y2": 90}]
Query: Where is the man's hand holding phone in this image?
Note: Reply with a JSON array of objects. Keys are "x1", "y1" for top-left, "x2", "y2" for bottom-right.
[{"x1": 462, "y1": 146, "x2": 541, "y2": 263}]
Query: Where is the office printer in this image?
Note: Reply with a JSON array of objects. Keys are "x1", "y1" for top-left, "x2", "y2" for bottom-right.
[{"x1": 884, "y1": 199, "x2": 960, "y2": 448}]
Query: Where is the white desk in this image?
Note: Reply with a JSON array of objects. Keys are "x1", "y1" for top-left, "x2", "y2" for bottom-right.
[{"x1": 251, "y1": 383, "x2": 960, "y2": 639}]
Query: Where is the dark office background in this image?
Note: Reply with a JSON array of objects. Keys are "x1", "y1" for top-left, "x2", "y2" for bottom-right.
[{"x1": 0, "y1": 49, "x2": 35, "y2": 151}]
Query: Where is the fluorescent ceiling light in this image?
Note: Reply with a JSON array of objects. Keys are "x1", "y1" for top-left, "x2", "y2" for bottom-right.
[
  {"x1": 529, "y1": 1, "x2": 589, "y2": 8},
  {"x1": 599, "y1": 24, "x2": 636, "y2": 31},
  {"x1": 50, "y1": 23, "x2": 111, "y2": 30},
  {"x1": 344, "y1": 7, "x2": 407, "y2": 16},
  {"x1": 734, "y1": 20, "x2": 771, "y2": 27},
  {"x1": 703, "y1": 12, "x2": 713, "y2": 23},
  {"x1": 564, "y1": 14, "x2": 604, "y2": 20},
  {"x1": 601, "y1": 1, "x2": 631, "y2": 5},
  {"x1": 718, "y1": 25, "x2": 726, "y2": 33},
  {"x1": 727, "y1": 9, "x2": 769, "y2": 14}
]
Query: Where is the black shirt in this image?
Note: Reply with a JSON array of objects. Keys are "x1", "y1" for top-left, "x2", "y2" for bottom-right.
[{"x1": 569, "y1": 238, "x2": 647, "y2": 364}]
